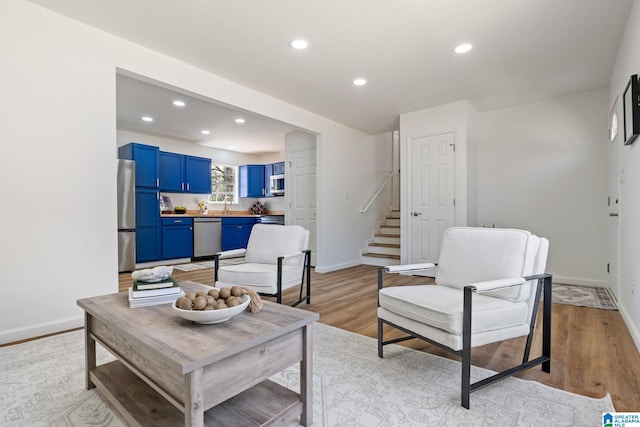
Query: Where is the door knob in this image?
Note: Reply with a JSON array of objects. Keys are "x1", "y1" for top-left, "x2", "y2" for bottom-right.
[{"x1": 411, "y1": 212, "x2": 422, "y2": 216}]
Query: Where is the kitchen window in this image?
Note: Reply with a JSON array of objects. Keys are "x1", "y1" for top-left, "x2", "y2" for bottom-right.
[{"x1": 209, "y1": 164, "x2": 237, "y2": 203}]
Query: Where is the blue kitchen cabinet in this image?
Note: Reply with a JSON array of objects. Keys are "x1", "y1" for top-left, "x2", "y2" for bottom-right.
[
  {"x1": 239, "y1": 164, "x2": 265, "y2": 198},
  {"x1": 135, "y1": 188, "x2": 162, "y2": 262},
  {"x1": 185, "y1": 155, "x2": 212, "y2": 193},
  {"x1": 221, "y1": 217, "x2": 257, "y2": 251},
  {"x1": 159, "y1": 151, "x2": 185, "y2": 192},
  {"x1": 159, "y1": 152, "x2": 211, "y2": 193},
  {"x1": 264, "y1": 161, "x2": 285, "y2": 197},
  {"x1": 118, "y1": 143, "x2": 159, "y2": 189},
  {"x1": 162, "y1": 217, "x2": 193, "y2": 260},
  {"x1": 119, "y1": 143, "x2": 161, "y2": 263}
]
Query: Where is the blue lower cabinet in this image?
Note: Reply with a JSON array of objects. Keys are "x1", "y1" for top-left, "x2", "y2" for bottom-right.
[
  {"x1": 135, "y1": 188, "x2": 161, "y2": 263},
  {"x1": 162, "y1": 217, "x2": 193, "y2": 260},
  {"x1": 221, "y1": 217, "x2": 257, "y2": 251}
]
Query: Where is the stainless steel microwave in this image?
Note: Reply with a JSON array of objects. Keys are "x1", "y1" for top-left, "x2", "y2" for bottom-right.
[{"x1": 270, "y1": 173, "x2": 285, "y2": 195}]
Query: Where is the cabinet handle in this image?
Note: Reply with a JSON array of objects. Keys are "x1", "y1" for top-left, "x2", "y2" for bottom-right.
[
  {"x1": 174, "y1": 220, "x2": 182, "y2": 223},
  {"x1": 187, "y1": 183, "x2": 190, "y2": 191},
  {"x1": 156, "y1": 178, "x2": 159, "y2": 188},
  {"x1": 181, "y1": 183, "x2": 184, "y2": 191},
  {"x1": 156, "y1": 192, "x2": 159, "y2": 200}
]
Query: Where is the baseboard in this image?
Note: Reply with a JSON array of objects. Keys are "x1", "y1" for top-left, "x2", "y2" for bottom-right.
[
  {"x1": 315, "y1": 259, "x2": 362, "y2": 273},
  {"x1": 0, "y1": 316, "x2": 84, "y2": 345},
  {"x1": 552, "y1": 275, "x2": 608, "y2": 288},
  {"x1": 617, "y1": 302, "x2": 640, "y2": 353}
]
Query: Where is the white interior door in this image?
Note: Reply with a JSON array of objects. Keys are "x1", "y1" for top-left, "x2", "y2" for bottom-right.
[
  {"x1": 608, "y1": 106, "x2": 620, "y2": 296},
  {"x1": 287, "y1": 146, "x2": 317, "y2": 265},
  {"x1": 409, "y1": 132, "x2": 455, "y2": 264}
]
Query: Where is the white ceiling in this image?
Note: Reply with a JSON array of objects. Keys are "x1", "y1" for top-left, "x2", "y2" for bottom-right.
[
  {"x1": 116, "y1": 74, "x2": 297, "y2": 154},
  {"x1": 28, "y1": 0, "x2": 633, "y2": 152}
]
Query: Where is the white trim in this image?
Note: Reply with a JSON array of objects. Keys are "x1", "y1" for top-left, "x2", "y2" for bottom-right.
[
  {"x1": 552, "y1": 275, "x2": 608, "y2": 288},
  {"x1": 617, "y1": 302, "x2": 640, "y2": 353},
  {"x1": 314, "y1": 260, "x2": 361, "y2": 273},
  {"x1": 0, "y1": 317, "x2": 83, "y2": 345}
]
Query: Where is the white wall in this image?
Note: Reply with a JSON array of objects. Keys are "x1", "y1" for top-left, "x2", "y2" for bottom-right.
[
  {"x1": 609, "y1": 0, "x2": 640, "y2": 349},
  {"x1": 0, "y1": 0, "x2": 375, "y2": 343},
  {"x1": 314, "y1": 130, "x2": 395, "y2": 272},
  {"x1": 477, "y1": 89, "x2": 609, "y2": 286}
]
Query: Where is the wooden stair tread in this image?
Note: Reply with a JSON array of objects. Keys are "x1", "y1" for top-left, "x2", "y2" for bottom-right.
[
  {"x1": 369, "y1": 243, "x2": 400, "y2": 248},
  {"x1": 362, "y1": 253, "x2": 400, "y2": 259}
]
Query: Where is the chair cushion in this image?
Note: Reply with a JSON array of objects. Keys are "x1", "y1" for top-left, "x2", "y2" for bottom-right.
[
  {"x1": 216, "y1": 263, "x2": 302, "y2": 294},
  {"x1": 435, "y1": 227, "x2": 540, "y2": 302},
  {"x1": 245, "y1": 224, "x2": 308, "y2": 266},
  {"x1": 379, "y1": 285, "x2": 529, "y2": 335}
]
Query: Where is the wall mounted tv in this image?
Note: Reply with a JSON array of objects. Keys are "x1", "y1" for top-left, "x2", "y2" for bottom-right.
[{"x1": 623, "y1": 74, "x2": 640, "y2": 146}]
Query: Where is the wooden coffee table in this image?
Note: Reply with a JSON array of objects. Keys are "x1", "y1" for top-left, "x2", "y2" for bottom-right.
[{"x1": 77, "y1": 281, "x2": 319, "y2": 427}]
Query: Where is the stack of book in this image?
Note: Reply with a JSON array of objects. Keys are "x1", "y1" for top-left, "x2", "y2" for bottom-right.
[{"x1": 128, "y1": 277, "x2": 184, "y2": 308}]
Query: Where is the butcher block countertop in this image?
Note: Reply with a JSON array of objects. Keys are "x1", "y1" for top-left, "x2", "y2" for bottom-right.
[{"x1": 160, "y1": 210, "x2": 284, "y2": 218}]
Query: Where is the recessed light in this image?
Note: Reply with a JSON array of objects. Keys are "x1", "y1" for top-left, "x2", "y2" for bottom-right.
[
  {"x1": 353, "y1": 78, "x2": 367, "y2": 86},
  {"x1": 228, "y1": 146, "x2": 235, "y2": 150},
  {"x1": 201, "y1": 130, "x2": 210, "y2": 135},
  {"x1": 235, "y1": 118, "x2": 245, "y2": 124},
  {"x1": 289, "y1": 39, "x2": 308, "y2": 50},
  {"x1": 173, "y1": 100, "x2": 186, "y2": 107},
  {"x1": 454, "y1": 43, "x2": 473, "y2": 54},
  {"x1": 141, "y1": 116, "x2": 153, "y2": 122}
]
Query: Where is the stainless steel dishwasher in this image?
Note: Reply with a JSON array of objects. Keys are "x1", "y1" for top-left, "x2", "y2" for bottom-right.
[{"x1": 193, "y1": 217, "x2": 222, "y2": 259}]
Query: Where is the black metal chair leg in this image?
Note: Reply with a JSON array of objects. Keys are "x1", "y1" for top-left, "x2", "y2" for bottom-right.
[
  {"x1": 542, "y1": 276, "x2": 552, "y2": 372},
  {"x1": 378, "y1": 318, "x2": 384, "y2": 358},
  {"x1": 462, "y1": 286, "x2": 473, "y2": 409}
]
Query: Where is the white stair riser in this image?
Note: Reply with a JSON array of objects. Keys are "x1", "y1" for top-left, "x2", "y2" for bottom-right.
[
  {"x1": 389, "y1": 211, "x2": 400, "y2": 219},
  {"x1": 362, "y1": 256, "x2": 400, "y2": 267},
  {"x1": 383, "y1": 218, "x2": 400, "y2": 227},
  {"x1": 367, "y1": 246, "x2": 400, "y2": 256},
  {"x1": 380, "y1": 226, "x2": 399, "y2": 234},
  {"x1": 374, "y1": 236, "x2": 400, "y2": 245}
]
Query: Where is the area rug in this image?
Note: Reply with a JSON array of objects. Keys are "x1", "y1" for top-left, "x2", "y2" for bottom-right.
[
  {"x1": 551, "y1": 283, "x2": 618, "y2": 310},
  {"x1": 0, "y1": 324, "x2": 613, "y2": 426},
  {"x1": 172, "y1": 260, "x2": 215, "y2": 271},
  {"x1": 172, "y1": 258, "x2": 244, "y2": 271}
]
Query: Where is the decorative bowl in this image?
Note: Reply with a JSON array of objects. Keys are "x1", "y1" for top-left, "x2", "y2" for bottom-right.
[
  {"x1": 171, "y1": 295, "x2": 250, "y2": 324},
  {"x1": 174, "y1": 209, "x2": 187, "y2": 214}
]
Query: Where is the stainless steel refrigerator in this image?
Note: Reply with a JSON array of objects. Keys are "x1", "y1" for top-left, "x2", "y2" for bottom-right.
[{"x1": 117, "y1": 159, "x2": 136, "y2": 272}]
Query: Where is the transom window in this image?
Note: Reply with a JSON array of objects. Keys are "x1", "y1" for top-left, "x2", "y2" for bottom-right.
[{"x1": 209, "y1": 164, "x2": 237, "y2": 203}]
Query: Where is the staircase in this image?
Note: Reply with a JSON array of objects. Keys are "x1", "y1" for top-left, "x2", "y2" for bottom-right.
[{"x1": 362, "y1": 210, "x2": 401, "y2": 267}]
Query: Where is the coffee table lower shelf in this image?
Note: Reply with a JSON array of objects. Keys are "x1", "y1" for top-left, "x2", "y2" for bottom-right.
[{"x1": 91, "y1": 360, "x2": 302, "y2": 427}]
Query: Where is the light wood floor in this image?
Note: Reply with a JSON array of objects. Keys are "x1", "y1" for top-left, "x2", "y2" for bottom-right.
[{"x1": 119, "y1": 264, "x2": 640, "y2": 411}]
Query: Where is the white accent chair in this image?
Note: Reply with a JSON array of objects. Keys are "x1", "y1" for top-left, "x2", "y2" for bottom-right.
[
  {"x1": 214, "y1": 224, "x2": 311, "y2": 306},
  {"x1": 378, "y1": 227, "x2": 551, "y2": 409}
]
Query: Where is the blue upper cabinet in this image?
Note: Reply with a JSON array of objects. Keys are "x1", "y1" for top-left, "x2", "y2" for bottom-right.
[
  {"x1": 185, "y1": 155, "x2": 212, "y2": 193},
  {"x1": 159, "y1": 151, "x2": 211, "y2": 194},
  {"x1": 159, "y1": 151, "x2": 185, "y2": 192},
  {"x1": 239, "y1": 164, "x2": 265, "y2": 198},
  {"x1": 118, "y1": 143, "x2": 159, "y2": 189},
  {"x1": 264, "y1": 162, "x2": 285, "y2": 198}
]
